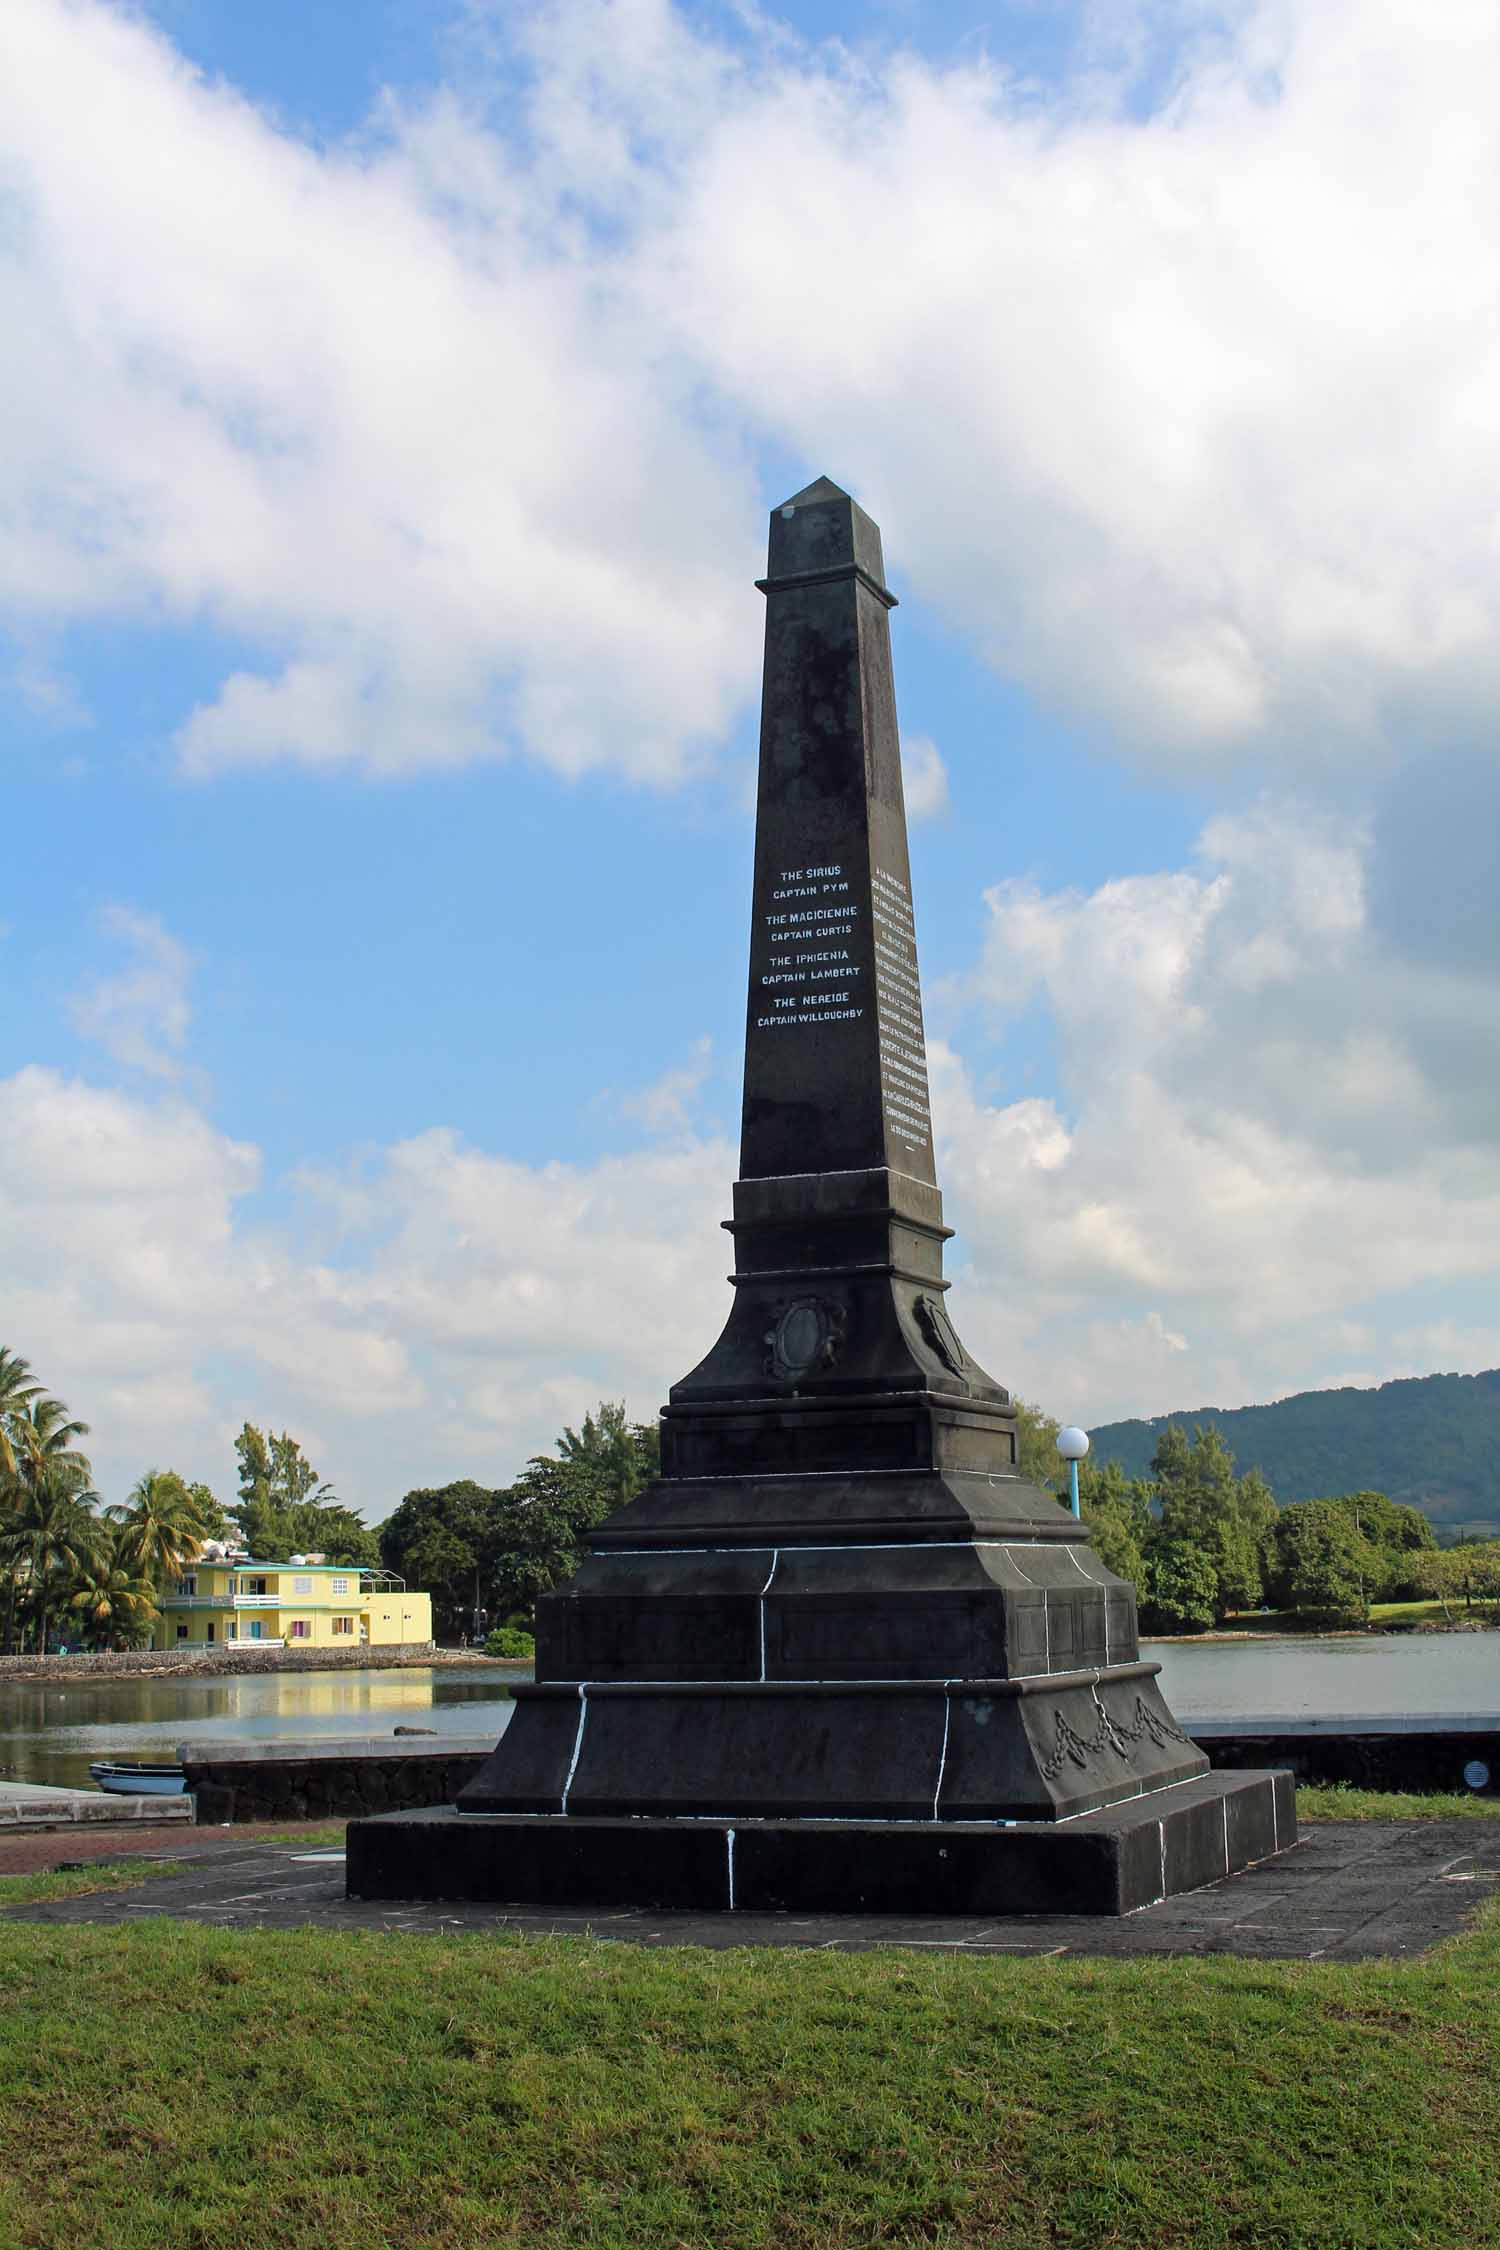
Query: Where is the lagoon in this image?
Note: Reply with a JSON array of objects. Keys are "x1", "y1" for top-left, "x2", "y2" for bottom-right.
[{"x1": 1, "y1": 1633, "x2": 1497, "y2": 1790}]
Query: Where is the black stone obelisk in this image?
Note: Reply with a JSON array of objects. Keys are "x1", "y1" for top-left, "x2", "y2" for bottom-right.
[{"x1": 347, "y1": 480, "x2": 1296, "y2": 1915}]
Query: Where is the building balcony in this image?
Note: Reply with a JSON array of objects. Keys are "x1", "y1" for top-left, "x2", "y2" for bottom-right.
[{"x1": 165, "y1": 1594, "x2": 233, "y2": 1609}]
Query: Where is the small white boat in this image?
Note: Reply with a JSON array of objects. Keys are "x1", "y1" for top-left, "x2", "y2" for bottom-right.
[{"x1": 88, "y1": 1760, "x2": 187, "y2": 1797}]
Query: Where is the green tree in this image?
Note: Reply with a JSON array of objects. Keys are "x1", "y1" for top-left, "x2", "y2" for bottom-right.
[
  {"x1": 558, "y1": 1402, "x2": 659, "y2": 1510},
  {"x1": 107, "y1": 1469, "x2": 214, "y2": 1588},
  {"x1": 1409, "y1": 1541, "x2": 1500, "y2": 1616},
  {"x1": 487, "y1": 1454, "x2": 618, "y2": 1621},
  {"x1": 2, "y1": 1390, "x2": 94, "y2": 1653},
  {"x1": 379, "y1": 1480, "x2": 499, "y2": 1640},
  {"x1": 68, "y1": 1545, "x2": 160, "y2": 1650},
  {"x1": 15, "y1": 1470, "x2": 102, "y2": 1655},
  {"x1": 1150, "y1": 1423, "x2": 1273, "y2": 1622},
  {"x1": 1142, "y1": 1541, "x2": 1219, "y2": 1634},
  {"x1": 231, "y1": 1424, "x2": 375, "y2": 1564},
  {"x1": 1013, "y1": 1398, "x2": 1063, "y2": 1493},
  {"x1": 1078, "y1": 1457, "x2": 1153, "y2": 1598},
  {"x1": 1270, "y1": 1501, "x2": 1380, "y2": 1622},
  {"x1": 0, "y1": 1349, "x2": 43, "y2": 1485}
]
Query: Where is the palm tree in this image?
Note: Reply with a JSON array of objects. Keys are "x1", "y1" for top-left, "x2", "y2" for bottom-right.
[
  {"x1": 16, "y1": 1469, "x2": 102, "y2": 1656},
  {"x1": 68, "y1": 1544, "x2": 160, "y2": 1651},
  {"x1": 3, "y1": 1393, "x2": 94, "y2": 1654},
  {"x1": 107, "y1": 1469, "x2": 212, "y2": 1589},
  {"x1": 0, "y1": 1348, "x2": 43, "y2": 1484}
]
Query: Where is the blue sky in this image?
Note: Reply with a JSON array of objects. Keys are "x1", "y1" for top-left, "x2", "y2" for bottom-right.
[{"x1": 5, "y1": 0, "x2": 1499, "y2": 1518}]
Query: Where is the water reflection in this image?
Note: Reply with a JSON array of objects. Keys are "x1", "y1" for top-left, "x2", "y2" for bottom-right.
[
  {"x1": 0, "y1": 1665, "x2": 521, "y2": 1789},
  {"x1": 3, "y1": 1634, "x2": 1497, "y2": 1791}
]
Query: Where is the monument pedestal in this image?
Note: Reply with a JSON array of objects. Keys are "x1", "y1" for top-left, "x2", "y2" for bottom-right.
[
  {"x1": 349, "y1": 478, "x2": 1298, "y2": 1917},
  {"x1": 348, "y1": 1770, "x2": 1295, "y2": 1917}
]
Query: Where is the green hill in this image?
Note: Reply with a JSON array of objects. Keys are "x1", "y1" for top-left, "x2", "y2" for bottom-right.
[{"x1": 1090, "y1": 1368, "x2": 1500, "y2": 1531}]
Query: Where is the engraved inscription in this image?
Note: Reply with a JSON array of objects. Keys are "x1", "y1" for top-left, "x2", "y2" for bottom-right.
[
  {"x1": 870, "y1": 864, "x2": 933, "y2": 1160},
  {"x1": 753, "y1": 863, "x2": 867, "y2": 1032}
]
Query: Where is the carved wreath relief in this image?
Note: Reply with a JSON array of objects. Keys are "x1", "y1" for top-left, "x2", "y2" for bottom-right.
[
  {"x1": 1040, "y1": 1697, "x2": 1192, "y2": 1781},
  {"x1": 914, "y1": 1291, "x2": 966, "y2": 1375},
  {"x1": 764, "y1": 1296, "x2": 847, "y2": 1384}
]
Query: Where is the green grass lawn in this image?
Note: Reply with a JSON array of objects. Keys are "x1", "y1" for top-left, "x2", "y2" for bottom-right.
[
  {"x1": 1191, "y1": 1600, "x2": 1500, "y2": 1635},
  {"x1": 1297, "y1": 1783, "x2": 1500, "y2": 1820},
  {"x1": 0, "y1": 1858, "x2": 185, "y2": 1909},
  {"x1": 1, "y1": 1841, "x2": 1498, "y2": 2247}
]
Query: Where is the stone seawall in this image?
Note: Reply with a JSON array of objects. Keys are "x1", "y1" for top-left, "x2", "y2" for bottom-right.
[
  {"x1": 0, "y1": 1642, "x2": 447, "y2": 1687},
  {"x1": 1194, "y1": 1717, "x2": 1498, "y2": 1796},
  {"x1": 180, "y1": 1736, "x2": 493, "y2": 1824}
]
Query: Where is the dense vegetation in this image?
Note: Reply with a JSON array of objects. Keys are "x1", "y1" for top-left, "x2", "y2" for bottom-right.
[
  {"x1": 0, "y1": 1344, "x2": 375, "y2": 1652},
  {"x1": 380, "y1": 1403, "x2": 659, "y2": 1640},
  {"x1": 1091, "y1": 1367, "x2": 1500, "y2": 1530},
  {"x1": 1017, "y1": 1397, "x2": 1463, "y2": 1631}
]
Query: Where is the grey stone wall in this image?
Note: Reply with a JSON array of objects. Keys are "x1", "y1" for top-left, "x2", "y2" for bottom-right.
[
  {"x1": 1194, "y1": 1723, "x2": 1497, "y2": 1795},
  {"x1": 0, "y1": 1642, "x2": 438, "y2": 1686},
  {"x1": 180, "y1": 1738, "x2": 492, "y2": 1823}
]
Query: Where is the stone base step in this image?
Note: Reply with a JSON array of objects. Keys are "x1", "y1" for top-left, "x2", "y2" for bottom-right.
[{"x1": 346, "y1": 1768, "x2": 1296, "y2": 1918}]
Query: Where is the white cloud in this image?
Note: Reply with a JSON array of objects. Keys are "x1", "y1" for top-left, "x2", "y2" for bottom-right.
[
  {"x1": 617, "y1": 1036, "x2": 715, "y2": 1136},
  {"x1": 901, "y1": 734, "x2": 949, "y2": 822},
  {"x1": 933, "y1": 801, "x2": 1500, "y2": 1419},
  {"x1": 0, "y1": 0, "x2": 758, "y2": 785},
  {"x1": 6, "y1": 1, "x2": 1500, "y2": 780},
  {"x1": 0, "y1": 1060, "x2": 731, "y2": 1515},
  {"x1": 69, "y1": 906, "x2": 194, "y2": 1078}
]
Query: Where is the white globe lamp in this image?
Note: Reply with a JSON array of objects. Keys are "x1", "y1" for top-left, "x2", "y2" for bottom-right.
[{"x1": 1056, "y1": 1425, "x2": 1090, "y2": 1518}]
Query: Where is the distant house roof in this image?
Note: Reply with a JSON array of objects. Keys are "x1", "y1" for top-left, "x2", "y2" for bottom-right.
[{"x1": 219, "y1": 1560, "x2": 363, "y2": 1573}]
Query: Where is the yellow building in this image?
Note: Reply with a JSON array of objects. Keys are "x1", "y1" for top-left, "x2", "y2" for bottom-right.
[{"x1": 154, "y1": 1560, "x2": 432, "y2": 1651}]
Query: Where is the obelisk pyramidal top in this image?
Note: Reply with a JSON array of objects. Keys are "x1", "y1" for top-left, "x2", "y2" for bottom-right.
[{"x1": 742, "y1": 477, "x2": 935, "y2": 1185}]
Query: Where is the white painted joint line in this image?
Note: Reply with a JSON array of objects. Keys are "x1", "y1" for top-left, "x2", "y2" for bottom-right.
[
  {"x1": 726, "y1": 1827, "x2": 737, "y2": 1911},
  {"x1": 1223, "y1": 1795, "x2": 1231, "y2": 1876},
  {"x1": 758, "y1": 1548, "x2": 780, "y2": 1682},
  {"x1": 931, "y1": 1681, "x2": 958, "y2": 1821},
  {"x1": 1042, "y1": 1589, "x2": 1050, "y2": 1671},
  {"x1": 559, "y1": 1683, "x2": 589, "y2": 1815},
  {"x1": 1158, "y1": 1820, "x2": 1168, "y2": 1905}
]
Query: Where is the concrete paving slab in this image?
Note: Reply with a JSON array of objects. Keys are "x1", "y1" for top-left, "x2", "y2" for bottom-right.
[
  {"x1": 2, "y1": 1819, "x2": 1497, "y2": 1959},
  {"x1": 0, "y1": 1779, "x2": 193, "y2": 1829}
]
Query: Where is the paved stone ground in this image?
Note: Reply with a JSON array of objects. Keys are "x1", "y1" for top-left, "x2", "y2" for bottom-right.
[
  {"x1": 4, "y1": 1819, "x2": 1498, "y2": 1958},
  {"x1": 0, "y1": 1816, "x2": 340, "y2": 1877}
]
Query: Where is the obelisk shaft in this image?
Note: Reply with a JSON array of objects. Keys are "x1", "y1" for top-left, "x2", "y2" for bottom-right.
[{"x1": 740, "y1": 479, "x2": 935, "y2": 1186}]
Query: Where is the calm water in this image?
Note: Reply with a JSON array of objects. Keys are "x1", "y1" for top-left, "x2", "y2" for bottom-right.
[
  {"x1": 1146, "y1": 1631, "x2": 1500, "y2": 1720},
  {"x1": 2, "y1": 1636, "x2": 1497, "y2": 1790},
  {"x1": 0, "y1": 1665, "x2": 521, "y2": 1790}
]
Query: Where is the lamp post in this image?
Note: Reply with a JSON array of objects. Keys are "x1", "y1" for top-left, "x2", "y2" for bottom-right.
[{"x1": 1057, "y1": 1426, "x2": 1090, "y2": 1520}]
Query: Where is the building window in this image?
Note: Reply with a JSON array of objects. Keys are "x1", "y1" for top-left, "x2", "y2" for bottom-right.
[
  {"x1": 225, "y1": 1622, "x2": 236, "y2": 1640},
  {"x1": 332, "y1": 1615, "x2": 354, "y2": 1636},
  {"x1": 206, "y1": 1622, "x2": 215, "y2": 1642},
  {"x1": 289, "y1": 1619, "x2": 311, "y2": 1639},
  {"x1": 176, "y1": 1575, "x2": 197, "y2": 1597},
  {"x1": 247, "y1": 1620, "x2": 263, "y2": 1640},
  {"x1": 241, "y1": 1577, "x2": 268, "y2": 1597},
  {"x1": 293, "y1": 1575, "x2": 312, "y2": 1595},
  {"x1": 176, "y1": 1624, "x2": 189, "y2": 1640},
  {"x1": 331, "y1": 1577, "x2": 349, "y2": 1596}
]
